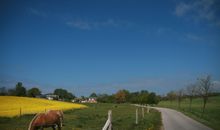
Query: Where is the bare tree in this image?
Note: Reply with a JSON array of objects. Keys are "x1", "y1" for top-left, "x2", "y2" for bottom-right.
[
  {"x1": 167, "y1": 91, "x2": 176, "y2": 105},
  {"x1": 177, "y1": 89, "x2": 184, "y2": 108},
  {"x1": 186, "y1": 84, "x2": 197, "y2": 111},
  {"x1": 197, "y1": 75, "x2": 212, "y2": 116}
]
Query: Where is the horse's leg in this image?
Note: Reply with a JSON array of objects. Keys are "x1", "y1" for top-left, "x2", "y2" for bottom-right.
[
  {"x1": 57, "y1": 124, "x2": 61, "y2": 130},
  {"x1": 57, "y1": 117, "x2": 63, "y2": 128},
  {"x1": 52, "y1": 126, "x2": 56, "y2": 130},
  {"x1": 40, "y1": 126, "x2": 44, "y2": 130},
  {"x1": 58, "y1": 126, "x2": 61, "y2": 130},
  {"x1": 57, "y1": 117, "x2": 62, "y2": 130}
]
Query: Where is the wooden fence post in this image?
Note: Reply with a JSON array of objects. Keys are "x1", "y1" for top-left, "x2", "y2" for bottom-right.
[
  {"x1": 20, "y1": 107, "x2": 22, "y2": 117},
  {"x1": 108, "y1": 110, "x2": 112, "y2": 130},
  {"x1": 135, "y1": 108, "x2": 138, "y2": 124},
  {"x1": 147, "y1": 105, "x2": 150, "y2": 113},
  {"x1": 102, "y1": 110, "x2": 112, "y2": 130}
]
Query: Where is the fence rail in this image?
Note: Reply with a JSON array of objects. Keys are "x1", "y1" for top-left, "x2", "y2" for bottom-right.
[
  {"x1": 132, "y1": 104, "x2": 150, "y2": 113},
  {"x1": 132, "y1": 104, "x2": 151, "y2": 124},
  {"x1": 102, "y1": 104, "x2": 150, "y2": 129}
]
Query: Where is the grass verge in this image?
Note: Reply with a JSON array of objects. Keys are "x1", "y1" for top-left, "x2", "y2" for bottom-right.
[{"x1": 157, "y1": 96, "x2": 220, "y2": 130}]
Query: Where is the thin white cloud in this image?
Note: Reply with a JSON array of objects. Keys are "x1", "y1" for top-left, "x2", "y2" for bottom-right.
[
  {"x1": 185, "y1": 33, "x2": 203, "y2": 41},
  {"x1": 29, "y1": 8, "x2": 47, "y2": 17},
  {"x1": 66, "y1": 18, "x2": 132, "y2": 30},
  {"x1": 156, "y1": 27, "x2": 173, "y2": 35},
  {"x1": 174, "y1": 0, "x2": 220, "y2": 27},
  {"x1": 27, "y1": 7, "x2": 133, "y2": 30},
  {"x1": 66, "y1": 20, "x2": 91, "y2": 30},
  {"x1": 175, "y1": 2, "x2": 191, "y2": 16}
]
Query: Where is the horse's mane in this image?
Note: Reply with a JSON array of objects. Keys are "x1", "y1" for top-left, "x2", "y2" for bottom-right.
[
  {"x1": 46, "y1": 109, "x2": 63, "y2": 117},
  {"x1": 28, "y1": 113, "x2": 40, "y2": 130}
]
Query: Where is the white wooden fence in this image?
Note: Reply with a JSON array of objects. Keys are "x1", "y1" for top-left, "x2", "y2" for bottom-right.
[
  {"x1": 133, "y1": 104, "x2": 150, "y2": 124},
  {"x1": 133, "y1": 104, "x2": 150, "y2": 113},
  {"x1": 102, "y1": 110, "x2": 112, "y2": 130},
  {"x1": 102, "y1": 104, "x2": 150, "y2": 129}
]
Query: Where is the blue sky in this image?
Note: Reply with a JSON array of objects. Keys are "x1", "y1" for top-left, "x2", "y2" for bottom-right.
[{"x1": 0, "y1": 0, "x2": 220, "y2": 96}]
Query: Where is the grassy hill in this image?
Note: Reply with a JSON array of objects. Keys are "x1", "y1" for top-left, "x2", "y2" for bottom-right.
[
  {"x1": 0, "y1": 96, "x2": 87, "y2": 117},
  {"x1": 158, "y1": 96, "x2": 220, "y2": 130}
]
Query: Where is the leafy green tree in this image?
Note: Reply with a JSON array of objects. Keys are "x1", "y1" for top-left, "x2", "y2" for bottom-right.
[
  {"x1": 67, "y1": 92, "x2": 75, "y2": 100},
  {"x1": 107, "y1": 94, "x2": 116, "y2": 103},
  {"x1": 15, "y1": 82, "x2": 26, "y2": 96},
  {"x1": 148, "y1": 92, "x2": 159, "y2": 104},
  {"x1": 0, "y1": 87, "x2": 7, "y2": 95},
  {"x1": 121, "y1": 89, "x2": 130, "y2": 102},
  {"x1": 129, "y1": 92, "x2": 140, "y2": 103},
  {"x1": 90, "y1": 92, "x2": 97, "y2": 98},
  {"x1": 177, "y1": 89, "x2": 184, "y2": 108},
  {"x1": 167, "y1": 91, "x2": 176, "y2": 104},
  {"x1": 198, "y1": 75, "x2": 212, "y2": 116},
  {"x1": 27, "y1": 87, "x2": 41, "y2": 97},
  {"x1": 97, "y1": 94, "x2": 115, "y2": 103},
  {"x1": 139, "y1": 90, "x2": 149, "y2": 104},
  {"x1": 186, "y1": 84, "x2": 197, "y2": 111},
  {"x1": 140, "y1": 90, "x2": 149, "y2": 94},
  {"x1": 115, "y1": 90, "x2": 126, "y2": 103},
  {"x1": 81, "y1": 96, "x2": 85, "y2": 100},
  {"x1": 8, "y1": 88, "x2": 16, "y2": 96},
  {"x1": 54, "y1": 88, "x2": 68, "y2": 99},
  {"x1": 54, "y1": 88, "x2": 75, "y2": 100}
]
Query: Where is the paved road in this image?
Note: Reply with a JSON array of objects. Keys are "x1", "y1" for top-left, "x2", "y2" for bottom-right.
[{"x1": 154, "y1": 107, "x2": 213, "y2": 130}]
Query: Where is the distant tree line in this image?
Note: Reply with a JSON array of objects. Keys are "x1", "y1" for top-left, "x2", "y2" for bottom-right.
[
  {"x1": 0, "y1": 82, "x2": 160, "y2": 105},
  {"x1": 0, "y1": 81, "x2": 161, "y2": 105},
  {"x1": 0, "y1": 82, "x2": 75, "y2": 101},
  {"x1": 163, "y1": 75, "x2": 219, "y2": 116},
  {"x1": 95, "y1": 89, "x2": 160, "y2": 105}
]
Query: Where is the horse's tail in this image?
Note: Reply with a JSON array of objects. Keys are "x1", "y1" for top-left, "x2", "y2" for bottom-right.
[{"x1": 28, "y1": 113, "x2": 40, "y2": 130}]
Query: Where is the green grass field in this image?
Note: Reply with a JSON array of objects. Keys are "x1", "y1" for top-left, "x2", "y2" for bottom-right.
[
  {"x1": 158, "y1": 96, "x2": 220, "y2": 130},
  {"x1": 0, "y1": 103, "x2": 161, "y2": 130}
]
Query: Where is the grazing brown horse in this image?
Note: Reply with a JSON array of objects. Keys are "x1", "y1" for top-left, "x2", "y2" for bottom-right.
[{"x1": 28, "y1": 110, "x2": 64, "y2": 130}]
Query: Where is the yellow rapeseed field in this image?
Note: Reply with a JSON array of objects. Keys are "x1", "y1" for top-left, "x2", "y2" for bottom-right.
[{"x1": 0, "y1": 96, "x2": 87, "y2": 117}]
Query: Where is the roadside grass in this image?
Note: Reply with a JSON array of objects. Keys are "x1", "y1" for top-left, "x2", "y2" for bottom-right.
[
  {"x1": 158, "y1": 96, "x2": 220, "y2": 130},
  {"x1": 0, "y1": 103, "x2": 161, "y2": 130}
]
